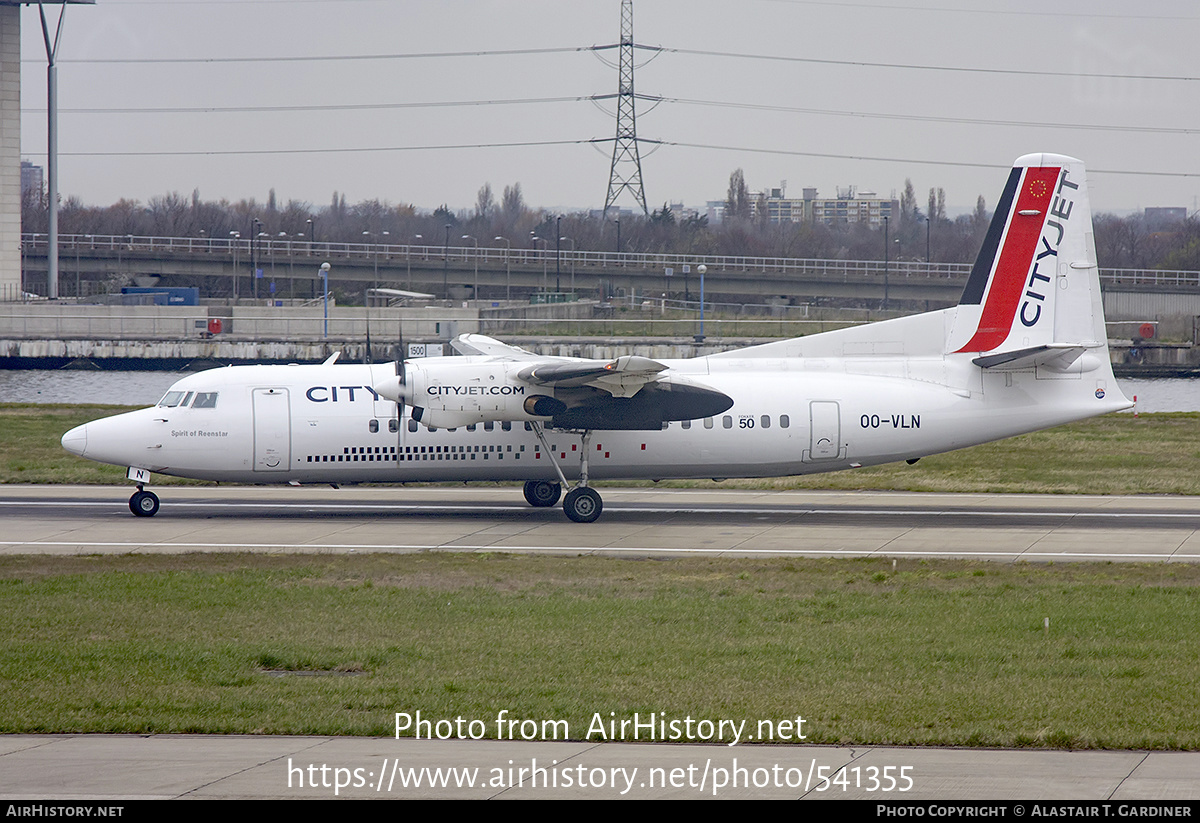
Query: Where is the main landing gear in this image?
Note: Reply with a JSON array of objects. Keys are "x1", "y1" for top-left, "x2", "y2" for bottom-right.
[
  {"x1": 129, "y1": 486, "x2": 160, "y2": 517},
  {"x1": 526, "y1": 424, "x2": 603, "y2": 523}
]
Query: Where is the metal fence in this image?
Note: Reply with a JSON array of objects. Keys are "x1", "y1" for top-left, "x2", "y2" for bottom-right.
[{"x1": 16, "y1": 232, "x2": 1200, "y2": 291}]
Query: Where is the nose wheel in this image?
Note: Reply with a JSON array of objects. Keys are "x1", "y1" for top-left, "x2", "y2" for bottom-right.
[{"x1": 129, "y1": 488, "x2": 160, "y2": 517}]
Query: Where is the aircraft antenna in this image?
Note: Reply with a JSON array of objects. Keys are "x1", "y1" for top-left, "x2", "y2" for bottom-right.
[{"x1": 602, "y1": 0, "x2": 649, "y2": 217}]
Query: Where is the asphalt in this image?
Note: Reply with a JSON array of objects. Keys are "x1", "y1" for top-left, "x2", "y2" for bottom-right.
[
  {"x1": 3, "y1": 485, "x2": 1200, "y2": 800},
  {"x1": 3, "y1": 484, "x2": 1200, "y2": 562}
]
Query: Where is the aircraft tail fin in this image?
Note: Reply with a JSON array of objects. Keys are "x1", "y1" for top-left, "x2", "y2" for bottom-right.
[{"x1": 946, "y1": 154, "x2": 1106, "y2": 361}]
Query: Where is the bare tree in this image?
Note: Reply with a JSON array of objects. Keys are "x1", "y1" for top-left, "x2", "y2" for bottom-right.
[
  {"x1": 725, "y1": 169, "x2": 751, "y2": 220},
  {"x1": 475, "y1": 183, "x2": 495, "y2": 221}
]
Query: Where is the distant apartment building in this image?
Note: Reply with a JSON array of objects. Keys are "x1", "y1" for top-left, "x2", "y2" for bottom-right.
[
  {"x1": 746, "y1": 182, "x2": 898, "y2": 226},
  {"x1": 20, "y1": 160, "x2": 42, "y2": 199},
  {"x1": 1144, "y1": 207, "x2": 1188, "y2": 230}
]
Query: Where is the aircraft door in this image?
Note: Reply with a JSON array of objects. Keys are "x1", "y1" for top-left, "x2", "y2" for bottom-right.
[
  {"x1": 252, "y1": 387, "x2": 291, "y2": 471},
  {"x1": 807, "y1": 400, "x2": 841, "y2": 461}
]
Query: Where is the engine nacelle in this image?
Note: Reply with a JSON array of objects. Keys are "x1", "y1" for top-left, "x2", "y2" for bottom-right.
[{"x1": 374, "y1": 358, "x2": 554, "y2": 427}]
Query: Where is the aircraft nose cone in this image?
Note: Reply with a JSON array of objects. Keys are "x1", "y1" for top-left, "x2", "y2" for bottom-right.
[{"x1": 61, "y1": 423, "x2": 88, "y2": 457}]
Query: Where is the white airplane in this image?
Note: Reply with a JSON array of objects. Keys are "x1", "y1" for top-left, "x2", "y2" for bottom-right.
[{"x1": 62, "y1": 153, "x2": 1131, "y2": 522}]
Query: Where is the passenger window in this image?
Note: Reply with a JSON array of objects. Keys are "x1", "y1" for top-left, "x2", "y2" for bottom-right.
[
  {"x1": 467, "y1": 424, "x2": 477, "y2": 432},
  {"x1": 388, "y1": 419, "x2": 399, "y2": 433},
  {"x1": 369, "y1": 419, "x2": 379, "y2": 433},
  {"x1": 681, "y1": 420, "x2": 691, "y2": 430},
  {"x1": 484, "y1": 421, "x2": 494, "y2": 432},
  {"x1": 761, "y1": 415, "x2": 770, "y2": 429},
  {"x1": 408, "y1": 419, "x2": 418, "y2": 433},
  {"x1": 780, "y1": 414, "x2": 789, "y2": 429},
  {"x1": 502, "y1": 421, "x2": 512, "y2": 432},
  {"x1": 723, "y1": 415, "x2": 733, "y2": 429},
  {"x1": 704, "y1": 417, "x2": 713, "y2": 429},
  {"x1": 191, "y1": 392, "x2": 218, "y2": 409}
]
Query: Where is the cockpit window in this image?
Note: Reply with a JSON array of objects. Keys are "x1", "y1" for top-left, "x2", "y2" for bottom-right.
[
  {"x1": 191, "y1": 392, "x2": 219, "y2": 409},
  {"x1": 157, "y1": 391, "x2": 187, "y2": 408}
]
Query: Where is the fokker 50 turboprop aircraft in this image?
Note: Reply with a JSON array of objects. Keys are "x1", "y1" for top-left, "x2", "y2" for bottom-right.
[{"x1": 62, "y1": 154, "x2": 1131, "y2": 522}]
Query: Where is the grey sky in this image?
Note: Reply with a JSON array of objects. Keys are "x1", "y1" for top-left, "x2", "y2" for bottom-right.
[{"x1": 18, "y1": 0, "x2": 1200, "y2": 217}]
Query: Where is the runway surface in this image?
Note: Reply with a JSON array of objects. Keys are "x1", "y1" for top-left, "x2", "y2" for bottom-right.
[{"x1": 2, "y1": 484, "x2": 1200, "y2": 562}]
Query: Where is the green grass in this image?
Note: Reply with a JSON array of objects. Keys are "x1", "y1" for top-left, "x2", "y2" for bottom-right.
[{"x1": 1, "y1": 553, "x2": 1199, "y2": 749}]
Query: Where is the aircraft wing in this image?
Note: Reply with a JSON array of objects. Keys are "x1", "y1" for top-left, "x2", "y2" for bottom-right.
[
  {"x1": 449, "y1": 334, "x2": 540, "y2": 359},
  {"x1": 450, "y1": 335, "x2": 668, "y2": 399},
  {"x1": 519, "y1": 355, "x2": 667, "y2": 398}
]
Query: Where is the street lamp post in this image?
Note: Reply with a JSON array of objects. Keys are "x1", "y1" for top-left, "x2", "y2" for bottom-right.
[
  {"x1": 409, "y1": 234, "x2": 422, "y2": 291},
  {"x1": 926, "y1": 215, "x2": 932, "y2": 277},
  {"x1": 494, "y1": 236, "x2": 511, "y2": 300},
  {"x1": 559, "y1": 236, "x2": 575, "y2": 295},
  {"x1": 320, "y1": 262, "x2": 331, "y2": 338},
  {"x1": 531, "y1": 235, "x2": 547, "y2": 293},
  {"x1": 462, "y1": 234, "x2": 478, "y2": 301},
  {"x1": 251, "y1": 219, "x2": 262, "y2": 300},
  {"x1": 229, "y1": 231, "x2": 240, "y2": 300},
  {"x1": 555, "y1": 216, "x2": 562, "y2": 293},
  {"x1": 443, "y1": 224, "x2": 450, "y2": 300},
  {"x1": 882, "y1": 215, "x2": 890, "y2": 312},
  {"x1": 363, "y1": 231, "x2": 378, "y2": 289}
]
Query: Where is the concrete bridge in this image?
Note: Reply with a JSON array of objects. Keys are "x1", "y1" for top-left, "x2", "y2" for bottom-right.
[{"x1": 15, "y1": 233, "x2": 1200, "y2": 318}]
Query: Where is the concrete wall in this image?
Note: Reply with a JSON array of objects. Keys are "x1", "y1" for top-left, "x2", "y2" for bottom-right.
[
  {"x1": 0, "y1": 303, "x2": 481, "y2": 342},
  {"x1": 0, "y1": 6, "x2": 19, "y2": 302},
  {"x1": 1104, "y1": 291, "x2": 1200, "y2": 322}
]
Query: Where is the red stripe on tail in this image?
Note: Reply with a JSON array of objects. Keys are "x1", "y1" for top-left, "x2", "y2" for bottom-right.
[{"x1": 954, "y1": 166, "x2": 1060, "y2": 353}]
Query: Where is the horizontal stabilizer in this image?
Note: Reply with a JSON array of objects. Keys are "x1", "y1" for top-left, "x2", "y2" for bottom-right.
[{"x1": 972, "y1": 343, "x2": 1096, "y2": 370}]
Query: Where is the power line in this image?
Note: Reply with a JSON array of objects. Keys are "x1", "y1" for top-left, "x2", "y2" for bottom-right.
[
  {"x1": 47, "y1": 139, "x2": 593, "y2": 157},
  {"x1": 24, "y1": 43, "x2": 1198, "y2": 82},
  {"x1": 29, "y1": 94, "x2": 1198, "y2": 138},
  {"x1": 36, "y1": 46, "x2": 589, "y2": 65},
  {"x1": 28, "y1": 96, "x2": 588, "y2": 115},
  {"x1": 659, "y1": 140, "x2": 1200, "y2": 179},
  {"x1": 643, "y1": 46, "x2": 1200, "y2": 83},
  {"x1": 30, "y1": 137, "x2": 1197, "y2": 180}
]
